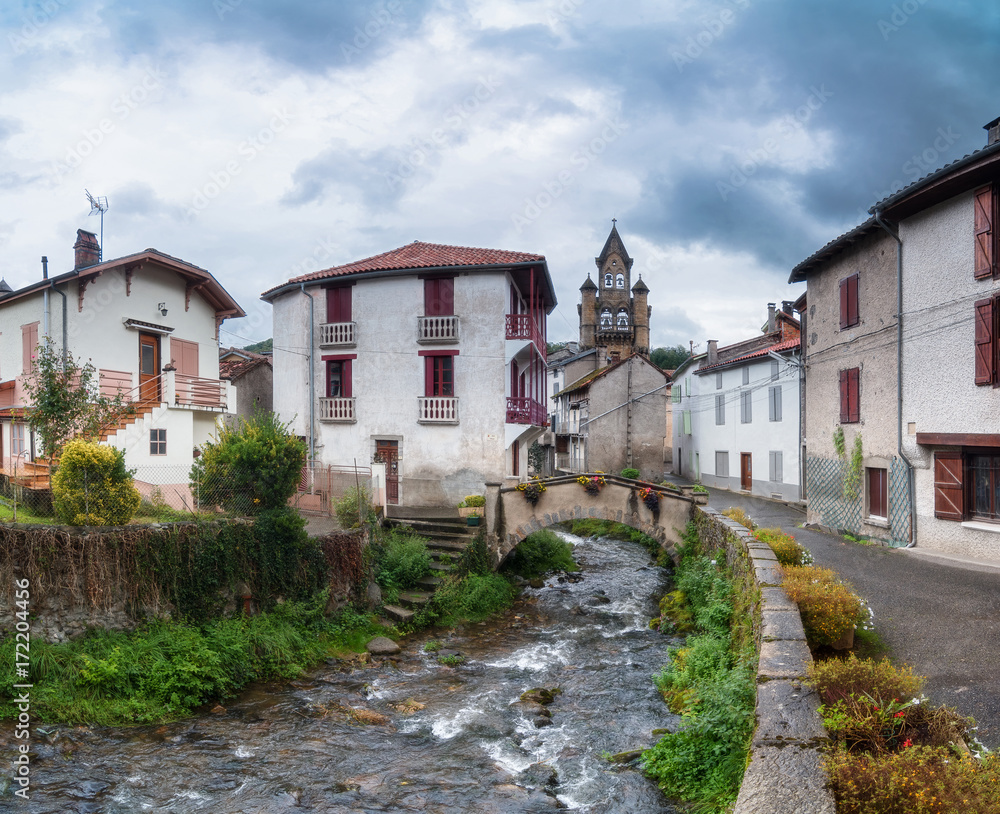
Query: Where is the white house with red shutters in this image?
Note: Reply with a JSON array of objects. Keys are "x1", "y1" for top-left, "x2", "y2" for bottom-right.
[
  {"x1": 261, "y1": 240, "x2": 555, "y2": 510},
  {"x1": 0, "y1": 229, "x2": 244, "y2": 496}
]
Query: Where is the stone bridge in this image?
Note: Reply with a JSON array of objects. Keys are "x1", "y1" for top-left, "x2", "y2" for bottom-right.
[{"x1": 483, "y1": 474, "x2": 703, "y2": 566}]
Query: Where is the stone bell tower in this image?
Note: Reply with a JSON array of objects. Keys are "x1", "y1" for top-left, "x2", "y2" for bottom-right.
[{"x1": 578, "y1": 221, "x2": 650, "y2": 363}]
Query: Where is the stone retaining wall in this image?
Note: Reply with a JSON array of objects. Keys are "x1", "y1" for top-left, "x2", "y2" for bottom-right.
[{"x1": 695, "y1": 507, "x2": 835, "y2": 814}]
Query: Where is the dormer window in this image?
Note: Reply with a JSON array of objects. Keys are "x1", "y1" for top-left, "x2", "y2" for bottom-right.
[{"x1": 615, "y1": 273, "x2": 625, "y2": 289}]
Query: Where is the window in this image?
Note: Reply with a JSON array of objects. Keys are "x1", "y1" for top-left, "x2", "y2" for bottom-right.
[
  {"x1": 423, "y1": 277, "x2": 454, "y2": 316},
  {"x1": 975, "y1": 295, "x2": 999, "y2": 386},
  {"x1": 716, "y1": 372, "x2": 722, "y2": 390},
  {"x1": 425, "y1": 354, "x2": 454, "y2": 397},
  {"x1": 11, "y1": 423, "x2": 26, "y2": 457},
  {"x1": 771, "y1": 359, "x2": 779, "y2": 381},
  {"x1": 768, "y1": 385, "x2": 782, "y2": 422},
  {"x1": 867, "y1": 467, "x2": 887, "y2": 519},
  {"x1": 600, "y1": 308, "x2": 612, "y2": 328},
  {"x1": 839, "y1": 367, "x2": 860, "y2": 423},
  {"x1": 615, "y1": 273, "x2": 625, "y2": 289},
  {"x1": 740, "y1": 391, "x2": 752, "y2": 423},
  {"x1": 930, "y1": 449, "x2": 1000, "y2": 523},
  {"x1": 975, "y1": 184, "x2": 995, "y2": 280},
  {"x1": 324, "y1": 357, "x2": 353, "y2": 397},
  {"x1": 150, "y1": 428, "x2": 167, "y2": 456},
  {"x1": 769, "y1": 451, "x2": 783, "y2": 483},
  {"x1": 604, "y1": 272, "x2": 613, "y2": 288},
  {"x1": 616, "y1": 309, "x2": 628, "y2": 328},
  {"x1": 742, "y1": 367, "x2": 749, "y2": 385},
  {"x1": 715, "y1": 394, "x2": 725, "y2": 425},
  {"x1": 326, "y1": 285, "x2": 352, "y2": 322},
  {"x1": 969, "y1": 454, "x2": 1000, "y2": 520},
  {"x1": 671, "y1": 385, "x2": 681, "y2": 403},
  {"x1": 716, "y1": 451, "x2": 729, "y2": 478},
  {"x1": 840, "y1": 273, "x2": 859, "y2": 329},
  {"x1": 21, "y1": 322, "x2": 38, "y2": 375}
]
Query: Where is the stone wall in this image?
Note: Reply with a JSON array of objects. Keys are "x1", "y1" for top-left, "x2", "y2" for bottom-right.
[{"x1": 695, "y1": 507, "x2": 835, "y2": 814}]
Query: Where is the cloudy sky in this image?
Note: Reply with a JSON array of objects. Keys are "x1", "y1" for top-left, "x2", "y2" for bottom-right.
[{"x1": 1, "y1": 0, "x2": 998, "y2": 351}]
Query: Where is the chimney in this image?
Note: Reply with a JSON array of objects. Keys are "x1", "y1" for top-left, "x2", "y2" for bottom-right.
[
  {"x1": 781, "y1": 300, "x2": 794, "y2": 314},
  {"x1": 767, "y1": 302, "x2": 776, "y2": 333},
  {"x1": 74, "y1": 229, "x2": 100, "y2": 270},
  {"x1": 986, "y1": 116, "x2": 1000, "y2": 147},
  {"x1": 707, "y1": 339, "x2": 718, "y2": 364}
]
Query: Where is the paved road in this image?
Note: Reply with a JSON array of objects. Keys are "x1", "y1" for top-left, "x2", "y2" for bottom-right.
[{"x1": 688, "y1": 484, "x2": 1000, "y2": 750}]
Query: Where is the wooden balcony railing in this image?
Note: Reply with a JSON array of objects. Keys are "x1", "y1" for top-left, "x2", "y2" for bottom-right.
[
  {"x1": 505, "y1": 397, "x2": 547, "y2": 426},
  {"x1": 418, "y1": 396, "x2": 459, "y2": 423},
  {"x1": 417, "y1": 315, "x2": 459, "y2": 343},
  {"x1": 320, "y1": 322, "x2": 356, "y2": 347},
  {"x1": 505, "y1": 313, "x2": 545, "y2": 357},
  {"x1": 319, "y1": 397, "x2": 356, "y2": 422}
]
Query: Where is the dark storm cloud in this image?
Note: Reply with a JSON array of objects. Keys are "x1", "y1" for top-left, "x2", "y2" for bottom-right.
[{"x1": 281, "y1": 142, "x2": 406, "y2": 210}]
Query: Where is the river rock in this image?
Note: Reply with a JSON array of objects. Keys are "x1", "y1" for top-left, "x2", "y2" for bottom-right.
[
  {"x1": 520, "y1": 687, "x2": 559, "y2": 705},
  {"x1": 366, "y1": 581, "x2": 382, "y2": 605},
  {"x1": 533, "y1": 716, "x2": 553, "y2": 728},
  {"x1": 366, "y1": 636, "x2": 401, "y2": 656},
  {"x1": 529, "y1": 578, "x2": 545, "y2": 589},
  {"x1": 517, "y1": 762, "x2": 558, "y2": 787}
]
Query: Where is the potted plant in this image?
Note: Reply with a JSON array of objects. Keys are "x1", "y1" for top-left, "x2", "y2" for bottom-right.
[
  {"x1": 458, "y1": 494, "x2": 486, "y2": 518},
  {"x1": 577, "y1": 472, "x2": 606, "y2": 496},
  {"x1": 638, "y1": 486, "x2": 660, "y2": 512},
  {"x1": 516, "y1": 476, "x2": 547, "y2": 506},
  {"x1": 691, "y1": 484, "x2": 709, "y2": 504}
]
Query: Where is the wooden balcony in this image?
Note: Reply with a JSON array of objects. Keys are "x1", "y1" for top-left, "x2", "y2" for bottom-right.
[
  {"x1": 174, "y1": 374, "x2": 227, "y2": 410},
  {"x1": 506, "y1": 397, "x2": 547, "y2": 426},
  {"x1": 505, "y1": 314, "x2": 545, "y2": 357},
  {"x1": 320, "y1": 321, "x2": 356, "y2": 348},
  {"x1": 417, "y1": 315, "x2": 459, "y2": 343},
  {"x1": 319, "y1": 397, "x2": 356, "y2": 422},
  {"x1": 418, "y1": 396, "x2": 459, "y2": 423}
]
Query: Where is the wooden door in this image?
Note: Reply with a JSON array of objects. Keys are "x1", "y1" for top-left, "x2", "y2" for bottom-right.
[
  {"x1": 376, "y1": 440, "x2": 399, "y2": 504},
  {"x1": 139, "y1": 333, "x2": 160, "y2": 403},
  {"x1": 740, "y1": 453, "x2": 752, "y2": 491}
]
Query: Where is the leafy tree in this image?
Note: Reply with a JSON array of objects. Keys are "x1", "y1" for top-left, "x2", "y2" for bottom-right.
[
  {"x1": 23, "y1": 341, "x2": 132, "y2": 461},
  {"x1": 189, "y1": 409, "x2": 305, "y2": 515},
  {"x1": 242, "y1": 338, "x2": 272, "y2": 354},
  {"x1": 650, "y1": 345, "x2": 690, "y2": 371},
  {"x1": 528, "y1": 440, "x2": 547, "y2": 474},
  {"x1": 546, "y1": 341, "x2": 568, "y2": 355},
  {"x1": 51, "y1": 439, "x2": 141, "y2": 525}
]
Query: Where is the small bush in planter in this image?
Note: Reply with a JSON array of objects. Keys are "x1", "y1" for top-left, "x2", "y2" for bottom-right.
[
  {"x1": 661, "y1": 481, "x2": 681, "y2": 492},
  {"x1": 722, "y1": 506, "x2": 755, "y2": 530},
  {"x1": 458, "y1": 495, "x2": 486, "y2": 508},
  {"x1": 621, "y1": 467, "x2": 640, "y2": 480},
  {"x1": 516, "y1": 476, "x2": 547, "y2": 505},
  {"x1": 638, "y1": 486, "x2": 660, "y2": 512},
  {"x1": 755, "y1": 527, "x2": 813, "y2": 566},
  {"x1": 691, "y1": 484, "x2": 708, "y2": 494},
  {"x1": 782, "y1": 565, "x2": 865, "y2": 648}
]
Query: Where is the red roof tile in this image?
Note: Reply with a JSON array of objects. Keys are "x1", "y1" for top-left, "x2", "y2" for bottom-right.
[{"x1": 696, "y1": 338, "x2": 800, "y2": 373}]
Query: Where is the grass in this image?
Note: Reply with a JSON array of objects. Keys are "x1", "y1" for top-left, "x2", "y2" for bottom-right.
[
  {"x1": 501, "y1": 528, "x2": 578, "y2": 578},
  {"x1": 0, "y1": 500, "x2": 51, "y2": 523},
  {"x1": 0, "y1": 598, "x2": 388, "y2": 726}
]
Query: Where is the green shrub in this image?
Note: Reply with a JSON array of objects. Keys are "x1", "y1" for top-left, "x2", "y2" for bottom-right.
[
  {"x1": 458, "y1": 494, "x2": 485, "y2": 508},
  {"x1": 620, "y1": 467, "x2": 640, "y2": 479},
  {"x1": 334, "y1": 485, "x2": 374, "y2": 529},
  {"x1": 417, "y1": 573, "x2": 516, "y2": 626},
  {"x1": 783, "y1": 565, "x2": 864, "y2": 647},
  {"x1": 190, "y1": 409, "x2": 305, "y2": 515},
  {"x1": 374, "y1": 531, "x2": 432, "y2": 595},
  {"x1": 691, "y1": 484, "x2": 708, "y2": 494},
  {"x1": 502, "y1": 529, "x2": 578, "y2": 578},
  {"x1": 809, "y1": 654, "x2": 923, "y2": 709},
  {"x1": 51, "y1": 439, "x2": 141, "y2": 525},
  {"x1": 721, "y1": 507, "x2": 755, "y2": 530},
  {"x1": 755, "y1": 527, "x2": 813, "y2": 566}
]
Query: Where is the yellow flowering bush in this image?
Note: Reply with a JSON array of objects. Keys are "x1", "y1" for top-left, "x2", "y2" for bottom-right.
[
  {"x1": 51, "y1": 439, "x2": 141, "y2": 526},
  {"x1": 782, "y1": 565, "x2": 865, "y2": 647},
  {"x1": 756, "y1": 527, "x2": 813, "y2": 566}
]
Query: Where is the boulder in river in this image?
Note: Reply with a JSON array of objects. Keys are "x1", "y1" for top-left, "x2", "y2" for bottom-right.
[{"x1": 366, "y1": 636, "x2": 401, "y2": 656}]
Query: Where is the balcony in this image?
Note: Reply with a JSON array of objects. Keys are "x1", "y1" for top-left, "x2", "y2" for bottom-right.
[
  {"x1": 505, "y1": 314, "x2": 545, "y2": 357},
  {"x1": 320, "y1": 321, "x2": 356, "y2": 348},
  {"x1": 172, "y1": 373, "x2": 229, "y2": 411},
  {"x1": 555, "y1": 452, "x2": 585, "y2": 473},
  {"x1": 418, "y1": 396, "x2": 459, "y2": 424},
  {"x1": 417, "y1": 315, "x2": 459, "y2": 343},
  {"x1": 506, "y1": 397, "x2": 547, "y2": 426},
  {"x1": 319, "y1": 397, "x2": 356, "y2": 422}
]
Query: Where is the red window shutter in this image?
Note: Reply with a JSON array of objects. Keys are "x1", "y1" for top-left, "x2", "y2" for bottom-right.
[
  {"x1": 848, "y1": 367, "x2": 860, "y2": 423},
  {"x1": 839, "y1": 278, "x2": 849, "y2": 329},
  {"x1": 839, "y1": 369, "x2": 849, "y2": 423},
  {"x1": 22, "y1": 323, "x2": 38, "y2": 374},
  {"x1": 424, "y1": 355, "x2": 434, "y2": 396},
  {"x1": 933, "y1": 451, "x2": 964, "y2": 520},
  {"x1": 975, "y1": 185, "x2": 994, "y2": 280},
  {"x1": 424, "y1": 277, "x2": 455, "y2": 316},
  {"x1": 975, "y1": 297, "x2": 995, "y2": 385},
  {"x1": 326, "y1": 286, "x2": 351, "y2": 323},
  {"x1": 840, "y1": 274, "x2": 858, "y2": 329}
]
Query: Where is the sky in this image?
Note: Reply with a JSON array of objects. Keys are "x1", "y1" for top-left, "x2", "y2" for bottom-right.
[{"x1": 1, "y1": 0, "x2": 999, "y2": 353}]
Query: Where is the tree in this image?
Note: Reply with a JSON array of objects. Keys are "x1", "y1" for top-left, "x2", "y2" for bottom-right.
[
  {"x1": 189, "y1": 409, "x2": 305, "y2": 515},
  {"x1": 51, "y1": 439, "x2": 141, "y2": 525},
  {"x1": 23, "y1": 342, "x2": 133, "y2": 461},
  {"x1": 242, "y1": 338, "x2": 272, "y2": 353},
  {"x1": 528, "y1": 440, "x2": 547, "y2": 475},
  {"x1": 650, "y1": 345, "x2": 691, "y2": 371}
]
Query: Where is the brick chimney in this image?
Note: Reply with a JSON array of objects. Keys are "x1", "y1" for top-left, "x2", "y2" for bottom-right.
[
  {"x1": 74, "y1": 229, "x2": 100, "y2": 269},
  {"x1": 986, "y1": 116, "x2": 1000, "y2": 147}
]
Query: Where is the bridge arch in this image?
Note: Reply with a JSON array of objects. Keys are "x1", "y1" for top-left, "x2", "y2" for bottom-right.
[{"x1": 483, "y1": 475, "x2": 698, "y2": 567}]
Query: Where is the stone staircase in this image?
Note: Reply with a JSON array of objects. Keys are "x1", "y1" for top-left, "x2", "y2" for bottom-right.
[{"x1": 381, "y1": 508, "x2": 478, "y2": 624}]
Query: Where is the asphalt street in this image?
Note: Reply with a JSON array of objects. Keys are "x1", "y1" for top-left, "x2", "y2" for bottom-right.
[{"x1": 692, "y1": 484, "x2": 1000, "y2": 750}]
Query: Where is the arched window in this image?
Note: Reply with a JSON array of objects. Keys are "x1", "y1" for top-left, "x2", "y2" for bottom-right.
[
  {"x1": 617, "y1": 309, "x2": 629, "y2": 328},
  {"x1": 616, "y1": 273, "x2": 625, "y2": 289},
  {"x1": 600, "y1": 308, "x2": 612, "y2": 328},
  {"x1": 604, "y1": 273, "x2": 613, "y2": 288}
]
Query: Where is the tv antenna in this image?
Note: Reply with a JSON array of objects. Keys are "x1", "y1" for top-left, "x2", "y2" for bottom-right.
[{"x1": 85, "y1": 190, "x2": 108, "y2": 261}]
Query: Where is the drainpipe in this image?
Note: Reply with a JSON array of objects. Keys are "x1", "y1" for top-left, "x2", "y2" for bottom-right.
[
  {"x1": 42, "y1": 256, "x2": 49, "y2": 342},
  {"x1": 299, "y1": 283, "x2": 316, "y2": 466},
  {"x1": 873, "y1": 208, "x2": 916, "y2": 546},
  {"x1": 43, "y1": 257, "x2": 69, "y2": 373}
]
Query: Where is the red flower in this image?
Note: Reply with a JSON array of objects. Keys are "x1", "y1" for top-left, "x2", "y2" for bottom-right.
[{"x1": 902, "y1": 738, "x2": 912, "y2": 748}]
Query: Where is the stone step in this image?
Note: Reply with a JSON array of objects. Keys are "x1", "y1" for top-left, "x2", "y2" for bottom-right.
[
  {"x1": 429, "y1": 561, "x2": 456, "y2": 573},
  {"x1": 426, "y1": 537, "x2": 472, "y2": 551},
  {"x1": 398, "y1": 590, "x2": 432, "y2": 610},
  {"x1": 382, "y1": 604, "x2": 415, "y2": 623},
  {"x1": 417, "y1": 575, "x2": 445, "y2": 591}
]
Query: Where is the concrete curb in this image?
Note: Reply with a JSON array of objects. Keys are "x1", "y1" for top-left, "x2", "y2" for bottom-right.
[{"x1": 696, "y1": 507, "x2": 836, "y2": 814}]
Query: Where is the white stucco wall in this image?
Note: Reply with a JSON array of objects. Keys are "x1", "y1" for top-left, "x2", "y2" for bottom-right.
[{"x1": 899, "y1": 191, "x2": 1000, "y2": 557}]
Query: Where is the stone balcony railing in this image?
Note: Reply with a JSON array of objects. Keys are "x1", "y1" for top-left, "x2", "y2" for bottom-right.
[
  {"x1": 319, "y1": 397, "x2": 356, "y2": 422},
  {"x1": 418, "y1": 396, "x2": 458, "y2": 423},
  {"x1": 319, "y1": 321, "x2": 356, "y2": 348},
  {"x1": 417, "y1": 315, "x2": 459, "y2": 343}
]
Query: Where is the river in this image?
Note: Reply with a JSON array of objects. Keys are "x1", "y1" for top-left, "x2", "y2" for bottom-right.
[{"x1": 11, "y1": 529, "x2": 681, "y2": 813}]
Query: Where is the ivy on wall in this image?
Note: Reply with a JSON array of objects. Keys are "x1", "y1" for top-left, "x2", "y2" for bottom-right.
[{"x1": 833, "y1": 426, "x2": 863, "y2": 502}]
